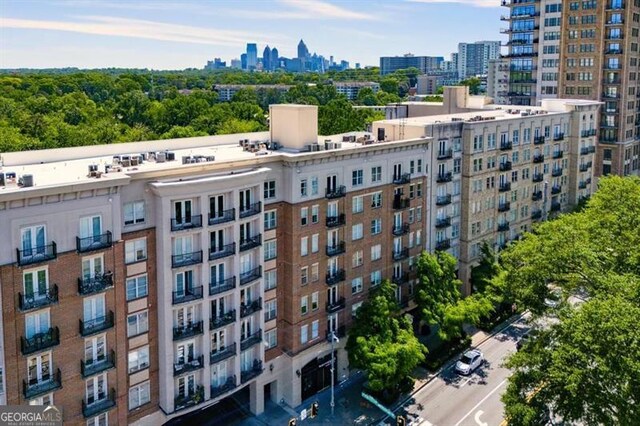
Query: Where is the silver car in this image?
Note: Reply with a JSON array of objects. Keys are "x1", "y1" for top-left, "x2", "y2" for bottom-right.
[{"x1": 455, "y1": 349, "x2": 484, "y2": 375}]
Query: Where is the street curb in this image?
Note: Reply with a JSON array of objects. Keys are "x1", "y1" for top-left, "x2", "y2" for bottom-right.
[{"x1": 368, "y1": 311, "x2": 528, "y2": 426}]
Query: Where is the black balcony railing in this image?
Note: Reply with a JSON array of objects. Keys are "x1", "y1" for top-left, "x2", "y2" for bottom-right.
[
  {"x1": 580, "y1": 147, "x2": 590, "y2": 155},
  {"x1": 81, "y1": 350, "x2": 116, "y2": 378},
  {"x1": 241, "y1": 360, "x2": 264, "y2": 383},
  {"x1": 532, "y1": 191, "x2": 543, "y2": 201},
  {"x1": 326, "y1": 269, "x2": 346, "y2": 285},
  {"x1": 392, "y1": 173, "x2": 411, "y2": 185},
  {"x1": 209, "y1": 208, "x2": 235, "y2": 226},
  {"x1": 553, "y1": 133, "x2": 565, "y2": 141},
  {"x1": 80, "y1": 311, "x2": 114, "y2": 337},
  {"x1": 551, "y1": 202, "x2": 562, "y2": 212},
  {"x1": 497, "y1": 222, "x2": 510, "y2": 232},
  {"x1": 579, "y1": 181, "x2": 588, "y2": 189},
  {"x1": 82, "y1": 388, "x2": 116, "y2": 418},
  {"x1": 551, "y1": 168, "x2": 563, "y2": 177},
  {"x1": 326, "y1": 297, "x2": 346, "y2": 313},
  {"x1": 173, "y1": 321, "x2": 204, "y2": 341},
  {"x1": 172, "y1": 250, "x2": 203, "y2": 268},
  {"x1": 498, "y1": 202, "x2": 511, "y2": 212},
  {"x1": 209, "y1": 276, "x2": 236, "y2": 296},
  {"x1": 532, "y1": 173, "x2": 544, "y2": 183},
  {"x1": 210, "y1": 343, "x2": 236, "y2": 366},
  {"x1": 240, "y1": 330, "x2": 262, "y2": 351},
  {"x1": 393, "y1": 197, "x2": 410, "y2": 210},
  {"x1": 23, "y1": 368, "x2": 62, "y2": 399},
  {"x1": 78, "y1": 272, "x2": 114, "y2": 296},
  {"x1": 239, "y1": 234, "x2": 262, "y2": 252},
  {"x1": 326, "y1": 214, "x2": 346, "y2": 228},
  {"x1": 435, "y1": 217, "x2": 452, "y2": 228},
  {"x1": 552, "y1": 150, "x2": 564, "y2": 159},
  {"x1": 76, "y1": 231, "x2": 113, "y2": 253},
  {"x1": 173, "y1": 355, "x2": 204, "y2": 377},
  {"x1": 551, "y1": 185, "x2": 562, "y2": 195},
  {"x1": 533, "y1": 154, "x2": 544, "y2": 163},
  {"x1": 21, "y1": 327, "x2": 60, "y2": 355},
  {"x1": 209, "y1": 243, "x2": 235, "y2": 261},
  {"x1": 392, "y1": 272, "x2": 409, "y2": 286},
  {"x1": 499, "y1": 182, "x2": 512, "y2": 192},
  {"x1": 392, "y1": 223, "x2": 410, "y2": 236},
  {"x1": 19, "y1": 285, "x2": 59, "y2": 311},
  {"x1": 437, "y1": 149, "x2": 453, "y2": 160},
  {"x1": 326, "y1": 326, "x2": 346, "y2": 342},
  {"x1": 172, "y1": 285, "x2": 203, "y2": 305},
  {"x1": 239, "y1": 202, "x2": 262, "y2": 219},
  {"x1": 326, "y1": 241, "x2": 346, "y2": 257},
  {"x1": 211, "y1": 376, "x2": 237, "y2": 399},
  {"x1": 499, "y1": 161, "x2": 513, "y2": 171},
  {"x1": 174, "y1": 386, "x2": 204, "y2": 412},
  {"x1": 210, "y1": 310, "x2": 236, "y2": 331},
  {"x1": 581, "y1": 129, "x2": 597, "y2": 137},
  {"x1": 532, "y1": 210, "x2": 543, "y2": 220},
  {"x1": 534, "y1": 136, "x2": 545, "y2": 145},
  {"x1": 325, "y1": 186, "x2": 347, "y2": 199},
  {"x1": 436, "y1": 194, "x2": 452, "y2": 206},
  {"x1": 17, "y1": 242, "x2": 57, "y2": 266},
  {"x1": 240, "y1": 266, "x2": 262, "y2": 286},
  {"x1": 240, "y1": 298, "x2": 262, "y2": 318},
  {"x1": 500, "y1": 141, "x2": 513, "y2": 151},
  {"x1": 435, "y1": 239, "x2": 451, "y2": 251},
  {"x1": 579, "y1": 164, "x2": 589, "y2": 172},
  {"x1": 588, "y1": 146, "x2": 596, "y2": 153},
  {"x1": 392, "y1": 248, "x2": 409, "y2": 261},
  {"x1": 436, "y1": 172, "x2": 453, "y2": 183},
  {"x1": 171, "y1": 215, "x2": 203, "y2": 232}
]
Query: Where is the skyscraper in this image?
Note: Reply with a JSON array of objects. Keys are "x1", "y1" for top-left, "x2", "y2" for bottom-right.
[
  {"x1": 457, "y1": 41, "x2": 501, "y2": 79},
  {"x1": 271, "y1": 47, "x2": 279, "y2": 70},
  {"x1": 297, "y1": 39, "x2": 309, "y2": 59},
  {"x1": 246, "y1": 43, "x2": 258, "y2": 70},
  {"x1": 263, "y1": 46, "x2": 272, "y2": 71}
]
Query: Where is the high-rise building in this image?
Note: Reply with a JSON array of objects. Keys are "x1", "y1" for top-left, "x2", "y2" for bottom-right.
[
  {"x1": 380, "y1": 54, "x2": 444, "y2": 75},
  {"x1": 271, "y1": 47, "x2": 279, "y2": 70},
  {"x1": 457, "y1": 41, "x2": 501, "y2": 79},
  {"x1": 240, "y1": 53, "x2": 247, "y2": 71},
  {"x1": 246, "y1": 43, "x2": 258, "y2": 70},
  {"x1": 297, "y1": 39, "x2": 309, "y2": 60},
  {"x1": 487, "y1": 58, "x2": 510, "y2": 104},
  {"x1": 262, "y1": 46, "x2": 272, "y2": 71}
]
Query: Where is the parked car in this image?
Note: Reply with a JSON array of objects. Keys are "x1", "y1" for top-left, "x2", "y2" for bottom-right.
[{"x1": 455, "y1": 349, "x2": 484, "y2": 375}]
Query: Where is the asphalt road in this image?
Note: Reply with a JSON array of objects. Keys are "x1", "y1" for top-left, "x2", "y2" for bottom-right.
[{"x1": 395, "y1": 316, "x2": 532, "y2": 426}]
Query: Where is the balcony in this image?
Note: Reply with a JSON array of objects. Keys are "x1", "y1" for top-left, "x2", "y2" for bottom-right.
[
  {"x1": 499, "y1": 161, "x2": 513, "y2": 171},
  {"x1": 173, "y1": 355, "x2": 204, "y2": 377},
  {"x1": 502, "y1": 51, "x2": 537, "y2": 58},
  {"x1": 580, "y1": 147, "x2": 590, "y2": 155},
  {"x1": 602, "y1": 92, "x2": 620, "y2": 99},
  {"x1": 21, "y1": 327, "x2": 60, "y2": 355},
  {"x1": 500, "y1": 141, "x2": 513, "y2": 151},
  {"x1": 326, "y1": 213, "x2": 346, "y2": 228},
  {"x1": 393, "y1": 173, "x2": 411, "y2": 184},
  {"x1": 209, "y1": 243, "x2": 235, "y2": 261},
  {"x1": 533, "y1": 154, "x2": 544, "y2": 163},
  {"x1": 78, "y1": 272, "x2": 114, "y2": 296},
  {"x1": 579, "y1": 181, "x2": 588, "y2": 189},
  {"x1": 532, "y1": 191, "x2": 543, "y2": 201},
  {"x1": 437, "y1": 149, "x2": 453, "y2": 160},
  {"x1": 83, "y1": 388, "x2": 116, "y2": 418},
  {"x1": 551, "y1": 168, "x2": 563, "y2": 177},
  {"x1": 553, "y1": 133, "x2": 565, "y2": 141},
  {"x1": 531, "y1": 210, "x2": 543, "y2": 220},
  {"x1": 551, "y1": 185, "x2": 562, "y2": 195},
  {"x1": 499, "y1": 182, "x2": 512, "y2": 192},
  {"x1": 240, "y1": 330, "x2": 262, "y2": 351},
  {"x1": 436, "y1": 172, "x2": 453, "y2": 183},
  {"x1": 498, "y1": 202, "x2": 511, "y2": 212},
  {"x1": 240, "y1": 266, "x2": 262, "y2": 286},
  {"x1": 391, "y1": 223, "x2": 409, "y2": 236},
  {"x1": 76, "y1": 231, "x2": 113, "y2": 253},
  {"x1": 172, "y1": 250, "x2": 203, "y2": 268},
  {"x1": 239, "y1": 234, "x2": 262, "y2": 252},
  {"x1": 81, "y1": 350, "x2": 116, "y2": 378},
  {"x1": 241, "y1": 360, "x2": 264, "y2": 383},
  {"x1": 532, "y1": 173, "x2": 544, "y2": 183},
  {"x1": 209, "y1": 208, "x2": 235, "y2": 226},
  {"x1": 80, "y1": 311, "x2": 114, "y2": 337},
  {"x1": 497, "y1": 222, "x2": 510, "y2": 232},
  {"x1": 325, "y1": 185, "x2": 347, "y2": 199},
  {"x1": 392, "y1": 248, "x2": 409, "y2": 261},
  {"x1": 173, "y1": 321, "x2": 204, "y2": 341},
  {"x1": 210, "y1": 343, "x2": 236, "y2": 365},
  {"x1": 326, "y1": 241, "x2": 346, "y2": 257},
  {"x1": 209, "y1": 276, "x2": 236, "y2": 296},
  {"x1": 579, "y1": 164, "x2": 589, "y2": 172},
  {"x1": 509, "y1": 78, "x2": 537, "y2": 84},
  {"x1": 210, "y1": 310, "x2": 236, "y2": 331},
  {"x1": 581, "y1": 129, "x2": 597, "y2": 137},
  {"x1": 174, "y1": 386, "x2": 204, "y2": 412},
  {"x1": 23, "y1": 368, "x2": 62, "y2": 399},
  {"x1": 436, "y1": 194, "x2": 452, "y2": 206},
  {"x1": 19, "y1": 285, "x2": 59, "y2": 311},
  {"x1": 435, "y1": 217, "x2": 452, "y2": 229},
  {"x1": 326, "y1": 326, "x2": 346, "y2": 342},
  {"x1": 240, "y1": 298, "x2": 263, "y2": 318},
  {"x1": 171, "y1": 215, "x2": 203, "y2": 232},
  {"x1": 550, "y1": 202, "x2": 562, "y2": 212},
  {"x1": 533, "y1": 136, "x2": 545, "y2": 145},
  {"x1": 393, "y1": 197, "x2": 410, "y2": 210},
  {"x1": 211, "y1": 376, "x2": 237, "y2": 399},
  {"x1": 392, "y1": 272, "x2": 409, "y2": 286},
  {"x1": 17, "y1": 242, "x2": 57, "y2": 266},
  {"x1": 552, "y1": 150, "x2": 564, "y2": 159},
  {"x1": 326, "y1": 297, "x2": 346, "y2": 313},
  {"x1": 326, "y1": 269, "x2": 346, "y2": 286},
  {"x1": 239, "y1": 202, "x2": 262, "y2": 219},
  {"x1": 172, "y1": 285, "x2": 203, "y2": 305},
  {"x1": 435, "y1": 239, "x2": 451, "y2": 251}
]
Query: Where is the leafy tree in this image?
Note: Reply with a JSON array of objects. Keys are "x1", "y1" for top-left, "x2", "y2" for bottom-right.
[
  {"x1": 356, "y1": 87, "x2": 377, "y2": 106},
  {"x1": 347, "y1": 280, "x2": 425, "y2": 394},
  {"x1": 318, "y1": 98, "x2": 365, "y2": 135},
  {"x1": 459, "y1": 77, "x2": 482, "y2": 95},
  {"x1": 115, "y1": 90, "x2": 150, "y2": 127},
  {"x1": 380, "y1": 77, "x2": 399, "y2": 95},
  {"x1": 470, "y1": 241, "x2": 499, "y2": 294}
]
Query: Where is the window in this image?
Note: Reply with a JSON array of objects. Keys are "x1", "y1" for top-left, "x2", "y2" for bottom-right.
[
  {"x1": 352, "y1": 196, "x2": 364, "y2": 213},
  {"x1": 265, "y1": 299, "x2": 277, "y2": 321},
  {"x1": 300, "y1": 207, "x2": 308, "y2": 226},
  {"x1": 265, "y1": 328, "x2": 277, "y2": 349},
  {"x1": 371, "y1": 166, "x2": 382, "y2": 182},
  {"x1": 371, "y1": 244, "x2": 382, "y2": 261},
  {"x1": 300, "y1": 179, "x2": 308, "y2": 197},
  {"x1": 264, "y1": 269, "x2": 277, "y2": 290},
  {"x1": 352, "y1": 250, "x2": 363, "y2": 268},
  {"x1": 311, "y1": 205, "x2": 319, "y2": 224},
  {"x1": 301, "y1": 296, "x2": 308, "y2": 315},
  {"x1": 352, "y1": 302, "x2": 363, "y2": 317},
  {"x1": 351, "y1": 277, "x2": 363, "y2": 294},
  {"x1": 370, "y1": 270, "x2": 382, "y2": 286},
  {"x1": 125, "y1": 239, "x2": 147, "y2": 264},
  {"x1": 87, "y1": 412, "x2": 108, "y2": 426},
  {"x1": 264, "y1": 211, "x2": 277, "y2": 230},
  {"x1": 311, "y1": 234, "x2": 319, "y2": 253},
  {"x1": 300, "y1": 267, "x2": 308, "y2": 285},
  {"x1": 416, "y1": 206, "x2": 422, "y2": 221},
  {"x1": 371, "y1": 192, "x2": 382, "y2": 208},
  {"x1": 310, "y1": 177, "x2": 318, "y2": 195},
  {"x1": 352, "y1": 169, "x2": 363, "y2": 187},
  {"x1": 370, "y1": 219, "x2": 382, "y2": 235},
  {"x1": 124, "y1": 201, "x2": 145, "y2": 225},
  {"x1": 262, "y1": 180, "x2": 276, "y2": 199},
  {"x1": 29, "y1": 393, "x2": 52, "y2": 406},
  {"x1": 311, "y1": 263, "x2": 319, "y2": 282},
  {"x1": 126, "y1": 275, "x2": 148, "y2": 301},
  {"x1": 129, "y1": 381, "x2": 150, "y2": 410},
  {"x1": 128, "y1": 346, "x2": 149, "y2": 373},
  {"x1": 127, "y1": 311, "x2": 148, "y2": 337},
  {"x1": 264, "y1": 240, "x2": 277, "y2": 261},
  {"x1": 300, "y1": 237, "x2": 308, "y2": 256},
  {"x1": 301, "y1": 325, "x2": 308, "y2": 344},
  {"x1": 352, "y1": 224, "x2": 363, "y2": 240},
  {"x1": 416, "y1": 230, "x2": 422, "y2": 246},
  {"x1": 311, "y1": 320, "x2": 319, "y2": 339},
  {"x1": 311, "y1": 292, "x2": 319, "y2": 310}
]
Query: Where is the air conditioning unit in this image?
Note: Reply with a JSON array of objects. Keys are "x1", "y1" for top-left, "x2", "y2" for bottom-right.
[{"x1": 19, "y1": 174, "x2": 34, "y2": 187}]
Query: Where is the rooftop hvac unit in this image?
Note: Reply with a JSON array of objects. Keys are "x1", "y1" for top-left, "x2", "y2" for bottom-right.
[
  {"x1": 334, "y1": 142, "x2": 342, "y2": 149},
  {"x1": 308, "y1": 144, "x2": 322, "y2": 152},
  {"x1": 19, "y1": 174, "x2": 34, "y2": 187},
  {"x1": 88, "y1": 165, "x2": 99, "y2": 177},
  {"x1": 121, "y1": 156, "x2": 131, "y2": 167},
  {"x1": 206, "y1": 156, "x2": 216, "y2": 162},
  {"x1": 130, "y1": 156, "x2": 140, "y2": 166},
  {"x1": 112, "y1": 155, "x2": 121, "y2": 164},
  {"x1": 156, "y1": 152, "x2": 166, "y2": 163},
  {"x1": 165, "y1": 151, "x2": 176, "y2": 161},
  {"x1": 325, "y1": 141, "x2": 334, "y2": 150},
  {"x1": 0, "y1": 173, "x2": 4, "y2": 186}
]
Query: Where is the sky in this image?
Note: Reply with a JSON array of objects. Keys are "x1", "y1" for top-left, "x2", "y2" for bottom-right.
[{"x1": 0, "y1": 0, "x2": 505, "y2": 70}]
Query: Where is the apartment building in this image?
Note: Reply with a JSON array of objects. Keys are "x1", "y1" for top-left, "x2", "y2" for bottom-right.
[
  {"x1": 380, "y1": 54, "x2": 444, "y2": 75},
  {"x1": 487, "y1": 58, "x2": 511, "y2": 104},
  {"x1": 213, "y1": 84, "x2": 293, "y2": 102},
  {"x1": 333, "y1": 81, "x2": 380, "y2": 100},
  {"x1": 457, "y1": 41, "x2": 501, "y2": 79}
]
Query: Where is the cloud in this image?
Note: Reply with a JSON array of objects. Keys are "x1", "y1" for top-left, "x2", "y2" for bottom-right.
[
  {"x1": 406, "y1": 0, "x2": 500, "y2": 8},
  {"x1": 1, "y1": 15, "x2": 288, "y2": 47},
  {"x1": 322, "y1": 26, "x2": 385, "y2": 40},
  {"x1": 279, "y1": 0, "x2": 377, "y2": 20}
]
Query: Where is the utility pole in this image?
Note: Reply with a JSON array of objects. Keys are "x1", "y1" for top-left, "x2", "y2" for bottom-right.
[{"x1": 330, "y1": 331, "x2": 339, "y2": 416}]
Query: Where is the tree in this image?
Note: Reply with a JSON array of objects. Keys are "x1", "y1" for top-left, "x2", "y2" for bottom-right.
[
  {"x1": 347, "y1": 280, "x2": 425, "y2": 395},
  {"x1": 356, "y1": 87, "x2": 377, "y2": 106},
  {"x1": 380, "y1": 78, "x2": 399, "y2": 95},
  {"x1": 459, "y1": 77, "x2": 482, "y2": 95},
  {"x1": 470, "y1": 242, "x2": 499, "y2": 294},
  {"x1": 318, "y1": 99, "x2": 365, "y2": 135}
]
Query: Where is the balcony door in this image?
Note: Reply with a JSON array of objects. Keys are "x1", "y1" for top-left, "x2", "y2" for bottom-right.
[
  {"x1": 25, "y1": 311, "x2": 50, "y2": 339},
  {"x1": 393, "y1": 237, "x2": 402, "y2": 253},
  {"x1": 327, "y1": 257, "x2": 338, "y2": 276},
  {"x1": 326, "y1": 175, "x2": 337, "y2": 193},
  {"x1": 210, "y1": 195, "x2": 225, "y2": 219},
  {"x1": 23, "y1": 269, "x2": 48, "y2": 300},
  {"x1": 84, "y1": 295, "x2": 106, "y2": 323},
  {"x1": 394, "y1": 213, "x2": 402, "y2": 229},
  {"x1": 80, "y1": 216, "x2": 102, "y2": 240},
  {"x1": 211, "y1": 330, "x2": 226, "y2": 353},
  {"x1": 239, "y1": 189, "x2": 252, "y2": 212},
  {"x1": 327, "y1": 230, "x2": 339, "y2": 248},
  {"x1": 393, "y1": 164, "x2": 402, "y2": 180},
  {"x1": 176, "y1": 341, "x2": 195, "y2": 364},
  {"x1": 327, "y1": 313, "x2": 338, "y2": 334},
  {"x1": 28, "y1": 353, "x2": 51, "y2": 385},
  {"x1": 175, "y1": 270, "x2": 194, "y2": 297},
  {"x1": 240, "y1": 254, "x2": 253, "y2": 275},
  {"x1": 240, "y1": 318, "x2": 253, "y2": 341},
  {"x1": 211, "y1": 360, "x2": 228, "y2": 387},
  {"x1": 21, "y1": 225, "x2": 46, "y2": 255},
  {"x1": 175, "y1": 306, "x2": 195, "y2": 328},
  {"x1": 177, "y1": 374, "x2": 196, "y2": 398},
  {"x1": 173, "y1": 236, "x2": 193, "y2": 256},
  {"x1": 211, "y1": 297, "x2": 226, "y2": 318},
  {"x1": 327, "y1": 202, "x2": 338, "y2": 218},
  {"x1": 327, "y1": 286, "x2": 338, "y2": 305},
  {"x1": 240, "y1": 223, "x2": 251, "y2": 243},
  {"x1": 210, "y1": 230, "x2": 224, "y2": 253},
  {"x1": 86, "y1": 373, "x2": 107, "y2": 405},
  {"x1": 241, "y1": 287, "x2": 253, "y2": 306},
  {"x1": 211, "y1": 263, "x2": 225, "y2": 286},
  {"x1": 174, "y1": 200, "x2": 192, "y2": 225},
  {"x1": 393, "y1": 263, "x2": 402, "y2": 278},
  {"x1": 82, "y1": 256, "x2": 104, "y2": 281},
  {"x1": 85, "y1": 335, "x2": 106, "y2": 366},
  {"x1": 240, "y1": 348, "x2": 253, "y2": 371}
]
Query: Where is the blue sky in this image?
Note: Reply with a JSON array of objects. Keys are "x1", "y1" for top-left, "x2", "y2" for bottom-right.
[{"x1": 1, "y1": 0, "x2": 505, "y2": 69}]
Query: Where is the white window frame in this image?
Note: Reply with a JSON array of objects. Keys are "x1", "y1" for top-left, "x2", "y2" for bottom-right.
[
  {"x1": 124, "y1": 201, "x2": 145, "y2": 226},
  {"x1": 128, "y1": 346, "x2": 150, "y2": 374},
  {"x1": 127, "y1": 311, "x2": 149, "y2": 337},
  {"x1": 125, "y1": 239, "x2": 147, "y2": 264}
]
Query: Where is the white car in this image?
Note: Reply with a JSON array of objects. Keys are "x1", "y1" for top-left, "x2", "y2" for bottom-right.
[{"x1": 455, "y1": 349, "x2": 484, "y2": 375}]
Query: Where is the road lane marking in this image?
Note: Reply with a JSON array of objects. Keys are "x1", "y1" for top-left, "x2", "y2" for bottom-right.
[
  {"x1": 474, "y1": 410, "x2": 488, "y2": 426},
  {"x1": 453, "y1": 379, "x2": 508, "y2": 426},
  {"x1": 460, "y1": 377, "x2": 472, "y2": 387}
]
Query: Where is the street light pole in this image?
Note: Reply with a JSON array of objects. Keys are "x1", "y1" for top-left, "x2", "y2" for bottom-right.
[{"x1": 330, "y1": 330, "x2": 339, "y2": 416}]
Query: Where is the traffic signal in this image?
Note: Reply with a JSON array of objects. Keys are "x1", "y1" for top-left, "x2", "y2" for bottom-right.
[
  {"x1": 288, "y1": 418, "x2": 297, "y2": 426},
  {"x1": 311, "y1": 401, "x2": 319, "y2": 417},
  {"x1": 396, "y1": 415, "x2": 406, "y2": 426}
]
